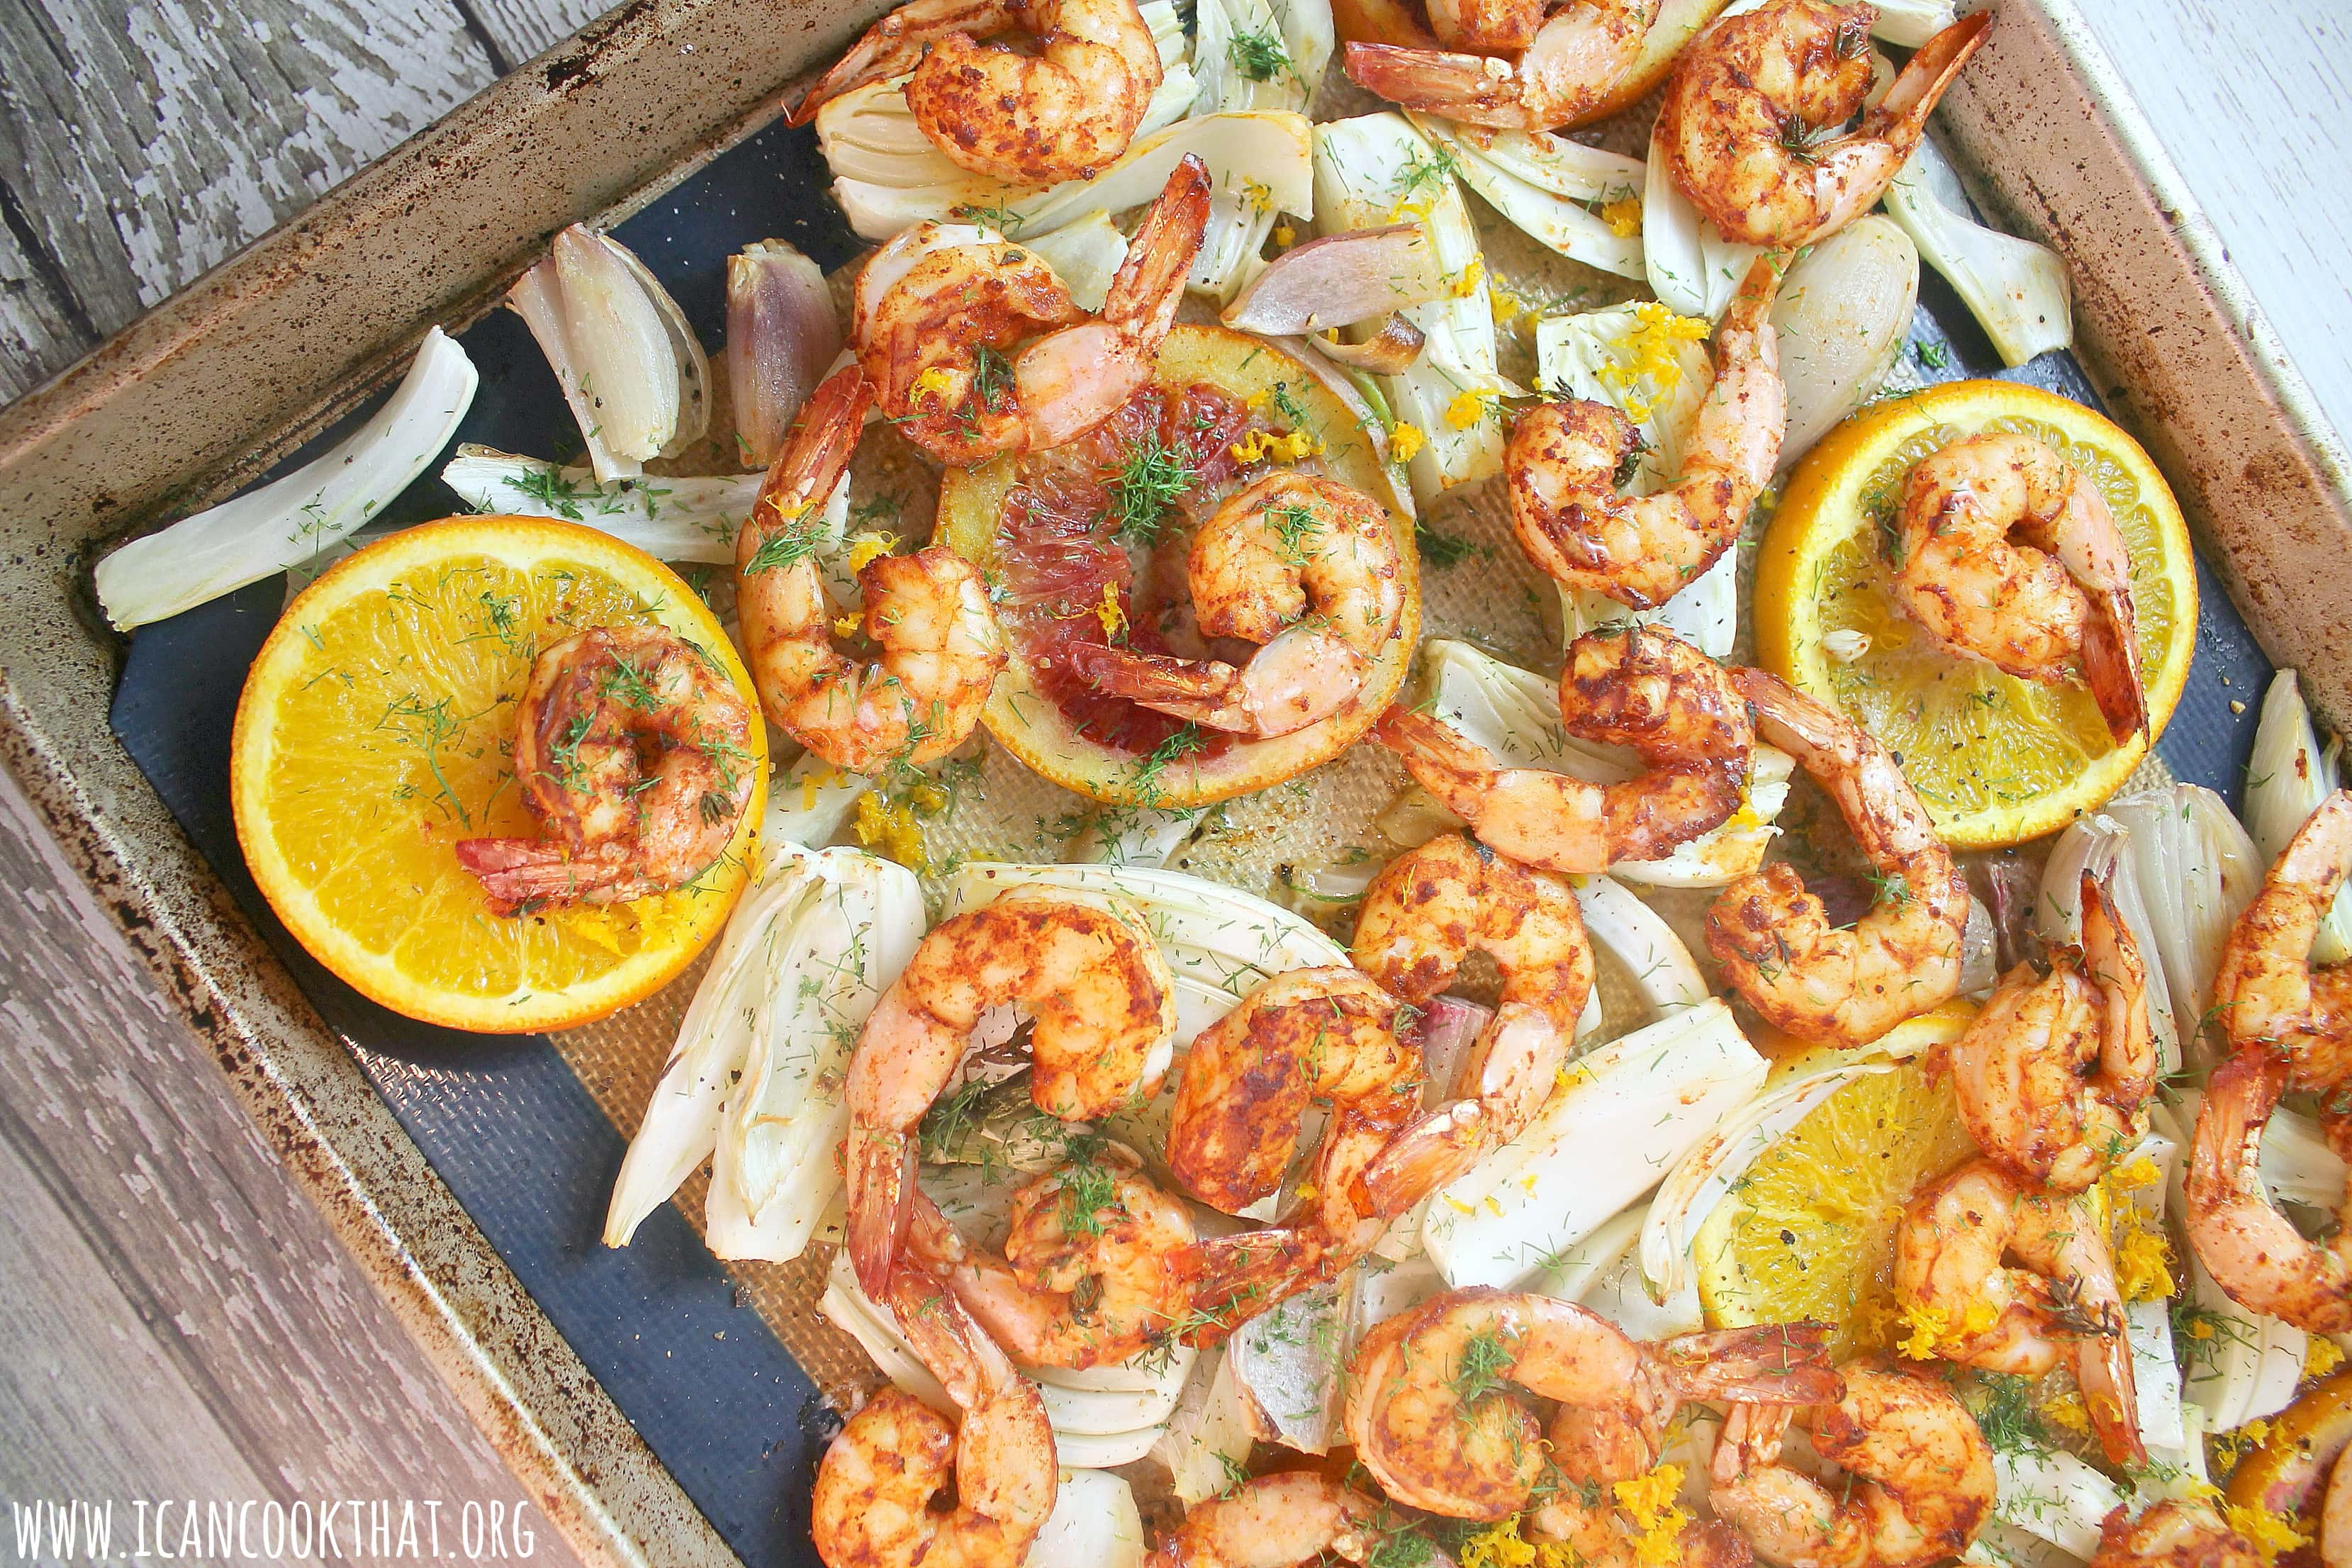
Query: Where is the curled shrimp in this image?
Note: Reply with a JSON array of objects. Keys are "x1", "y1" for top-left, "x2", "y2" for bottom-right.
[
  {"x1": 2089, "y1": 1502, "x2": 2267, "y2": 1568},
  {"x1": 454, "y1": 625, "x2": 756, "y2": 913},
  {"x1": 1082, "y1": 474, "x2": 1409, "y2": 738},
  {"x1": 905, "y1": 1148, "x2": 1194, "y2": 1370},
  {"x1": 1146, "y1": 1472, "x2": 1382, "y2": 1568},
  {"x1": 1510, "y1": 257, "x2": 1784, "y2": 610},
  {"x1": 1343, "y1": 1287, "x2": 1841, "y2": 1519},
  {"x1": 1709, "y1": 1362, "x2": 1995, "y2": 1568},
  {"x1": 791, "y1": 0, "x2": 1163, "y2": 184},
  {"x1": 2210, "y1": 790, "x2": 2352, "y2": 1087},
  {"x1": 1350, "y1": 831, "x2": 1596, "y2": 1210},
  {"x1": 1165, "y1": 966, "x2": 1421, "y2": 1214},
  {"x1": 1943, "y1": 873, "x2": 2155, "y2": 1190},
  {"x1": 1342, "y1": 0, "x2": 1661, "y2": 132},
  {"x1": 853, "y1": 157, "x2": 1211, "y2": 464},
  {"x1": 1891, "y1": 432, "x2": 2148, "y2": 745},
  {"x1": 2186, "y1": 1046, "x2": 2352, "y2": 1333},
  {"x1": 812, "y1": 1265, "x2": 1056, "y2": 1568},
  {"x1": 1376, "y1": 625, "x2": 1754, "y2": 875},
  {"x1": 735, "y1": 365, "x2": 1007, "y2": 775},
  {"x1": 1893, "y1": 1158, "x2": 2143, "y2": 1467},
  {"x1": 844, "y1": 887, "x2": 1177, "y2": 1301},
  {"x1": 1705, "y1": 669, "x2": 1969, "y2": 1048},
  {"x1": 1657, "y1": 1, "x2": 1991, "y2": 248}
]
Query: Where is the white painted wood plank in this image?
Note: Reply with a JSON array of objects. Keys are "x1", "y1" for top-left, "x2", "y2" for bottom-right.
[
  {"x1": 462, "y1": 0, "x2": 611, "y2": 67},
  {"x1": 0, "y1": 766, "x2": 583, "y2": 1568},
  {"x1": 0, "y1": 0, "x2": 495, "y2": 340},
  {"x1": 0, "y1": 217, "x2": 90, "y2": 403},
  {"x1": 2094, "y1": 0, "x2": 2352, "y2": 448}
]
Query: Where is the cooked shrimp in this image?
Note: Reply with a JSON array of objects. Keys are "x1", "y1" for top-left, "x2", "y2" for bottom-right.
[
  {"x1": 2089, "y1": 1501, "x2": 2266, "y2": 1568},
  {"x1": 1710, "y1": 1363, "x2": 1995, "y2": 1568},
  {"x1": 791, "y1": 0, "x2": 1162, "y2": 184},
  {"x1": 1891, "y1": 432, "x2": 2148, "y2": 744},
  {"x1": 1657, "y1": 1, "x2": 1991, "y2": 248},
  {"x1": 904, "y1": 1148, "x2": 1194, "y2": 1369},
  {"x1": 1084, "y1": 474, "x2": 1408, "y2": 738},
  {"x1": 454, "y1": 625, "x2": 756, "y2": 913},
  {"x1": 1893, "y1": 1158, "x2": 2143, "y2": 1467},
  {"x1": 2185, "y1": 1046, "x2": 2352, "y2": 1333},
  {"x1": 1165, "y1": 966, "x2": 1421, "y2": 1214},
  {"x1": 812, "y1": 1265, "x2": 1056, "y2": 1568},
  {"x1": 844, "y1": 887, "x2": 1177, "y2": 1300},
  {"x1": 2211, "y1": 790, "x2": 2352, "y2": 1089},
  {"x1": 1943, "y1": 873, "x2": 2155, "y2": 1189},
  {"x1": 1377, "y1": 625, "x2": 1754, "y2": 875},
  {"x1": 1706, "y1": 669, "x2": 1969, "y2": 1047},
  {"x1": 1177, "y1": 1055, "x2": 1428, "y2": 1338},
  {"x1": 1343, "y1": 0, "x2": 1662, "y2": 132},
  {"x1": 734, "y1": 366, "x2": 1007, "y2": 774},
  {"x1": 1344, "y1": 1287, "x2": 1840, "y2": 1519},
  {"x1": 853, "y1": 157, "x2": 1212, "y2": 464},
  {"x1": 1510, "y1": 258, "x2": 1785, "y2": 609},
  {"x1": 1350, "y1": 831, "x2": 1596, "y2": 1209},
  {"x1": 1146, "y1": 1473, "x2": 1382, "y2": 1568}
]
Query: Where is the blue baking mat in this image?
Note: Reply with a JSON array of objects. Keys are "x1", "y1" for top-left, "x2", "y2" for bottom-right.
[{"x1": 106, "y1": 108, "x2": 2274, "y2": 1568}]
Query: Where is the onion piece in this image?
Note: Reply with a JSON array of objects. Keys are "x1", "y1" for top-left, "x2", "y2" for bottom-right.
[
  {"x1": 1227, "y1": 1283, "x2": 1345, "y2": 1452},
  {"x1": 2100, "y1": 785, "x2": 2262, "y2": 1063},
  {"x1": 1642, "y1": 118, "x2": 1766, "y2": 321},
  {"x1": 1404, "y1": 995, "x2": 1495, "y2": 1103},
  {"x1": 1422, "y1": 998, "x2": 1769, "y2": 1289},
  {"x1": 1065, "y1": 803, "x2": 1205, "y2": 868},
  {"x1": 1191, "y1": 0, "x2": 1333, "y2": 116},
  {"x1": 2247, "y1": 669, "x2": 2352, "y2": 963},
  {"x1": 2158, "y1": 1102, "x2": 2309, "y2": 1430},
  {"x1": 1574, "y1": 874, "x2": 1708, "y2": 1021},
  {"x1": 1222, "y1": 225, "x2": 1447, "y2": 335},
  {"x1": 1883, "y1": 135, "x2": 2072, "y2": 368},
  {"x1": 1028, "y1": 1472, "x2": 1146, "y2": 1568},
  {"x1": 1870, "y1": 0, "x2": 1957, "y2": 46},
  {"x1": 1155, "y1": 1349, "x2": 1256, "y2": 1504},
  {"x1": 1411, "y1": 115, "x2": 1644, "y2": 280},
  {"x1": 2037, "y1": 814, "x2": 2183, "y2": 1074},
  {"x1": 96, "y1": 328, "x2": 478, "y2": 630},
  {"x1": 510, "y1": 225, "x2": 707, "y2": 480},
  {"x1": 1771, "y1": 215, "x2": 1918, "y2": 464},
  {"x1": 1310, "y1": 316, "x2": 1424, "y2": 374},
  {"x1": 1314, "y1": 112, "x2": 1511, "y2": 506},
  {"x1": 727, "y1": 240, "x2": 839, "y2": 467},
  {"x1": 1269, "y1": 333, "x2": 1418, "y2": 517},
  {"x1": 1024, "y1": 210, "x2": 1131, "y2": 313},
  {"x1": 1959, "y1": 896, "x2": 1999, "y2": 999},
  {"x1": 764, "y1": 754, "x2": 871, "y2": 850},
  {"x1": 1989, "y1": 1447, "x2": 2124, "y2": 1562},
  {"x1": 440, "y1": 445, "x2": 755, "y2": 563}
]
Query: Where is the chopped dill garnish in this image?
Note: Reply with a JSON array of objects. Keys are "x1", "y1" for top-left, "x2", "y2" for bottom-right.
[
  {"x1": 506, "y1": 466, "x2": 595, "y2": 522},
  {"x1": 1391, "y1": 145, "x2": 1462, "y2": 206},
  {"x1": 1227, "y1": 21, "x2": 1293, "y2": 83},
  {"x1": 741, "y1": 516, "x2": 822, "y2": 574},
  {"x1": 1055, "y1": 1134, "x2": 1124, "y2": 1237},
  {"x1": 1266, "y1": 500, "x2": 1323, "y2": 563},
  {"x1": 1104, "y1": 432, "x2": 1197, "y2": 546},
  {"x1": 1449, "y1": 1326, "x2": 1518, "y2": 1416},
  {"x1": 1131, "y1": 724, "x2": 1208, "y2": 808},
  {"x1": 1415, "y1": 520, "x2": 1481, "y2": 569}
]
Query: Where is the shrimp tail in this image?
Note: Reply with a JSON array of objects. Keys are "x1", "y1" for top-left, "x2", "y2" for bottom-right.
[
  {"x1": 789, "y1": 0, "x2": 1017, "y2": 122},
  {"x1": 752, "y1": 364, "x2": 872, "y2": 530},
  {"x1": 1864, "y1": 11, "x2": 1993, "y2": 150},
  {"x1": 1102, "y1": 153, "x2": 1213, "y2": 330},
  {"x1": 2078, "y1": 589, "x2": 2149, "y2": 743},
  {"x1": 452, "y1": 838, "x2": 639, "y2": 913},
  {"x1": 1080, "y1": 645, "x2": 1256, "y2": 732},
  {"x1": 848, "y1": 1125, "x2": 916, "y2": 1303},
  {"x1": 1652, "y1": 1323, "x2": 1844, "y2": 1406},
  {"x1": 1341, "y1": 42, "x2": 1525, "y2": 126}
]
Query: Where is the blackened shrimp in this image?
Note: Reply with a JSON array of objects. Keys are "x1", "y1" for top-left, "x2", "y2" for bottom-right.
[
  {"x1": 734, "y1": 364, "x2": 1007, "y2": 775},
  {"x1": 1891, "y1": 432, "x2": 2148, "y2": 744},
  {"x1": 1085, "y1": 474, "x2": 1408, "y2": 737},
  {"x1": 1377, "y1": 625, "x2": 1754, "y2": 875},
  {"x1": 1343, "y1": 0, "x2": 1662, "y2": 132},
  {"x1": 1509, "y1": 257, "x2": 1785, "y2": 610},
  {"x1": 454, "y1": 624, "x2": 756, "y2": 913},
  {"x1": 853, "y1": 158, "x2": 1211, "y2": 464},
  {"x1": 844, "y1": 887, "x2": 1177, "y2": 1301},
  {"x1": 1706, "y1": 669, "x2": 1968, "y2": 1047},
  {"x1": 1350, "y1": 831, "x2": 1595, "y2": 1211},
  {"x1": 1656, "y1": 0, "x2": 1990, "y2": 248},
  {"x1": 1343, "y1": 1287, "x2": 1840, "y2": 1520},
  {"x1": 1145, "y1": 1472, "x2": 1382, "y2": 1568},
  {"x1": 792, "y1": 0, "x2": 1163, "y2": 185},
  {"x1": 1163, "y1": 965, "x2": 1421, "y2": 1214}
]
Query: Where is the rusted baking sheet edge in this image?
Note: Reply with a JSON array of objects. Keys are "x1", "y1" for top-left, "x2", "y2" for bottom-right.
[{"x1": 0, "y1": 3, "x2": 2346, "y2": 1567}]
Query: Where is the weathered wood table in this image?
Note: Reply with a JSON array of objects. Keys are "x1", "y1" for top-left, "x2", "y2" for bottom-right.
[{"x1": 1, "y1": 0, "x2": 2346, "y2": 1558}]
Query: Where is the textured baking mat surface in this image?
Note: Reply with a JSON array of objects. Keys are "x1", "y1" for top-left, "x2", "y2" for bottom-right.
[{"x1": 108, "y1": 74, "x2": 2278, "y2": 1568}]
